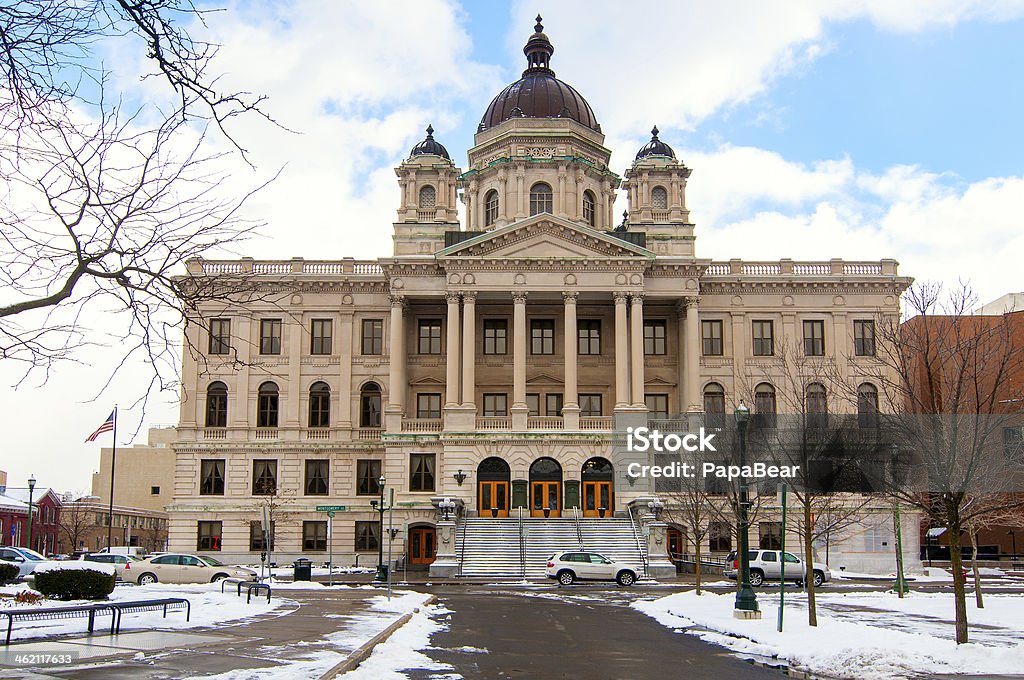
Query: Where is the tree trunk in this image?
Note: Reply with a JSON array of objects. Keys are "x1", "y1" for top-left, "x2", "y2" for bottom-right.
[
  {"x1": 946, "y1": 497, "x2": 969, "y2": 644},
  {"x1": 969, "y1": 530, "x2": 983, "y2": 609},
  {"x1": 804, "y1": 500, "x2": 817, "y2": 626},
  {"x1": 695, "y1": 540, "x2": 702, "y2": 596}
]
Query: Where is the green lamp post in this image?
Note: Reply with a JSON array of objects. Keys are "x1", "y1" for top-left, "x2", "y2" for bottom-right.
[{"x1": 734, "y1": 402, "x2": 759, "y2": 616}]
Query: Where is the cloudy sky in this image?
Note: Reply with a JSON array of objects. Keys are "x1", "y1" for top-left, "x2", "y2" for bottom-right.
[{"x1": 3, "y1": 0, "x2": 1024, "y2": 494}]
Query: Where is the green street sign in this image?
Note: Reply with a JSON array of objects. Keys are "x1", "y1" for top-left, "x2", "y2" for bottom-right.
[
  {"x1": 327, "y1": 511, "x2": 335, "y2": 518},
  {"x1": 316, "y1": 505, "x2": 347, "y2": 512}
]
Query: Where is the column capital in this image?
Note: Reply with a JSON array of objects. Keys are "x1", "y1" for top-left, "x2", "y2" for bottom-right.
[
  {"x1": 445, "y1": 291, "x2": 461, "y2": 304},
  {"x1": 613, "y1": 291, "x2": 629, "y2": 304},
  {"x1": 631, "y1": 293, "x2": 645, "y2": 304},
  {"x1": 562, "y1": 291, "x2": 579, "y2": 304},
  {"x1": 389, "y1": 294, "x2": 406, "y2": 308},
  {"x1": 462, "y1": 291, "x2": 477, "y2": 303},
  {"x1": 512, "y1": 291, "x2": 529, "y2": 304},
  {"x1": 684, "y1": 295, "x2": 701, "y2": 309}
]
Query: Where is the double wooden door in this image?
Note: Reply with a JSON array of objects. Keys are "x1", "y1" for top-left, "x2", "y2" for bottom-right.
[
  {"x1": 531, "y1": 481, "x2": 561, "y2": 517},
  {"x1": 582, "y1": 481, "x2": 613, "y2": 517},
  {"x1": 478, "y1": 481, "x2": 509, "y2": 518},
  {"x1": 408, "y1": 527, "x2": 436, "y2": 565}
]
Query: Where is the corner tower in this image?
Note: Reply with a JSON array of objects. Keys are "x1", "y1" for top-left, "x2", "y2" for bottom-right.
[
  {"x1": 459, "y1": 17, "x2": 621, "y2": 231},
  {"x1": 622, "y1": 127, "x2": 695, "y2": 256},
  {"x1": 393, "y1": 125, "x2": 462, "y2": 255}
]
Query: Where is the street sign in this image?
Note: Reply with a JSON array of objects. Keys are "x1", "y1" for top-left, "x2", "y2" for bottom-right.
[
  {"x1": 316, "y1": 505, "x2": 347, "y2": 512},
  {"x1": 327, "y1": 511, "x2": 335, "y2": 518}
]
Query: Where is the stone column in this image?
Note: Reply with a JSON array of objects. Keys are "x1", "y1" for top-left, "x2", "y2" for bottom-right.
[
  {"x1": 630, "y1": 294, "x2": 645, "y2": 408},
  {"x1": 338, "y1": 310, "x2": 354, "y2": 428},
  {"x1": 385, "y1": 295, "x2": 406, "y2": 432},
  {"x1": 614, "y1": 292, "x2": 630, "y2": 408},
  {"x1": 462, "y1": 292, "x2": 476, "y2": 408},
  {"x1": 676, "y1": 301, "x2": 687, "y2": 418},
  {"x1": 445, "y1": 292, "x2": 461, "y2": 407},
  {"x1": 512, "y1": 291, "x2": 529, "y2": 429},
  {"x1": 684, "y1": 296, "x2": 701, "y2": 412},
  {"x1": 562, "y1": 292, "x2": 580, "y2": 429}
]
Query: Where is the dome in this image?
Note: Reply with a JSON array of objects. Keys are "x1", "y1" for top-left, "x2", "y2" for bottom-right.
[
  {"x1": 409, "y1": 124, "x2": 450, "y2": 160},
  {"x1": 635, "y1": 126, "x2": 675, "y2": 161},
  {"x1": 478, "y1": 16, "x2": 600, "y2": 133}
]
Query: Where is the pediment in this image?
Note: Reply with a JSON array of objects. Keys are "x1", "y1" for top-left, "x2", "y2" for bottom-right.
[
  {"x1": 437, "y1": 214, "x2": 653, "y2": 260},
  {"x1": 410, "y1": 376, "x2": 445, "y2": 385},
  {"x1": 526, "y1": 372, "x2": 564, "y2": 385},
  {"x1": 645, "y1": 377, "x2": 677, "y2": 387}
]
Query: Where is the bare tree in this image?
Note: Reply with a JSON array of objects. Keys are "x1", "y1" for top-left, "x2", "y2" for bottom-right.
[
  {"x1": 57, "y1": 495, "x2": 97, "y2": 553},
  {"x1": 661, "y1": 448, "x2": 716, "y2": 595}
]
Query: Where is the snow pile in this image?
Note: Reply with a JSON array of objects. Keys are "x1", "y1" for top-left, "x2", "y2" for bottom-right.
[
  {"x1": 33, "y1": 561, "x2": 115, "y2": 575},
  {"x1": 634, "y1": 590, "x2": 1024, "y2": 679}
]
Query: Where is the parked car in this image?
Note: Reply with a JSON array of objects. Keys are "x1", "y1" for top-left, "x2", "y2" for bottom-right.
[
  {"x1": 83, "y1": 553, "x2": 141, "y2": 580},
  {"x1": 0, "y1": 547, "x2": 63, "y2": 579},
  {"x1": 131, "y1": 553, "x2": 257, "y2": 585},
  {"x1": 724, "y1": 550, "x2": 831, "y2": 587},
  {"x1": 95, "y1": 546, "x2": 148, "y2": 559},
  {"x1": 545, "y1": 551, "x2": 640, "y2": 586}
]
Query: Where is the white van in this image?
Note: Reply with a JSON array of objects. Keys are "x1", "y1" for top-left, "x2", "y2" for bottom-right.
[{"x1": 96, "y1": 546, "x2": 148, "y2": 558}]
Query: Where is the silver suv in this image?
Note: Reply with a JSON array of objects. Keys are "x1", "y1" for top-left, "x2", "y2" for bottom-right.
[
  {"x1": 545, "y1": 551, "x2": 640, "y2": 586},
  {"x1": 724, "y1": 550, "x2": 830, "y2": 587}
]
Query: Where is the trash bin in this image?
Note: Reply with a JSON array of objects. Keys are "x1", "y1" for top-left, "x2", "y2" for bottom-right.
[{"x1": 293, "y1": 558, "x2": 312, "y2": 582}]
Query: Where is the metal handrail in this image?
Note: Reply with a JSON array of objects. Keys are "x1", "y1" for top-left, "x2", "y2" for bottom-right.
[
  {"x1": 627, "y1": 506, "x2": 649, "y2": 577},
  {"x1": 457, "y1": 511, "x2": 468, "y2": 577},
  {"x1": 572, "y1": 506, "x2": 584, "y2": 548},
  {"x1": 518, "y1": 506, "x2": 526, "y2": 579}
]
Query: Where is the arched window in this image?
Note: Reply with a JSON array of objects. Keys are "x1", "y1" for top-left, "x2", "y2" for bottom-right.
[
  {"x1": 360, "y1": 382, "x2": 382, "y2": 428},
  {"x1": 529, "y1": 182, "x2": 553, "y2": 216},
  {"x1": 754, "y1": 383, "x2": 776, "y2": 429},
  {"x1": 806, "y1": 383, "x2": 827, "y2": 429},
  {"x1": 582, "y1": 190, "x2": 596, "y2": 227},
  {"x1": 309, "y1": 381, "x2": 331, "y2": 428},
  {"x1": 205, "y1": 382, "x2": 228, "y2": 428},
  {"x1": 257, "y1": 382, "x2": 279, "y2": 428},
  {"x1": 651, "y1": 186, "x2": 668, "y2": 209},
  {"x1": 419, "y1": 185, "x2": 436, "y2": 208},
  {"x1": 858, "y1": 383, "x2": 879, "y2": 429},
  {"x1": 484, "y1": 190, "x2": 499, "y2": 227},
  {"x1": 703, "y1": 383, "x2": 725, "y2": 429}
]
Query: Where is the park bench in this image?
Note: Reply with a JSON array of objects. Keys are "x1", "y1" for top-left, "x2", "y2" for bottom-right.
[
  {"x1": 220, "y1": 577, "x2": 272, "y2": 603},
  {"x1": 3, "y1": 604, "x2": 115, "y2": 645}
]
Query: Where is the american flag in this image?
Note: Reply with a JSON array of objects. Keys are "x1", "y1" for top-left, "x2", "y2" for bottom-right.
[{"x1": 85, "y1": 410, "x2": 115, "y2": 442}]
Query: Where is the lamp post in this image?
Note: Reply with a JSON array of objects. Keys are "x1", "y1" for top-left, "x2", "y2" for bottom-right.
[
  {"x1": 1008, "y1": 529, "x2": 1017, "y2": 561},
  {"x1": 373, "y1": 474, "x2": 387, "y2": 582},
  {"x1": 25, "y1": 475, "x2": 36, "y2": 551},
  {"x1": 734, "y1": 401, "x2": 759, "y2": 617}
]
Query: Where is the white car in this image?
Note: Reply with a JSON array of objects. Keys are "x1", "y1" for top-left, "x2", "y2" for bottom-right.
[
  {"x1": 724, "y1": 550, "x2": 831, "y2": 587},
  {"x1": 132, "y1": 553, "x2": 258, "y2": 585},
  {"x1": 0, "y1": 547, "x2": 63, "y2": 579},
  {"x1": 545, "y1": 551, "x2": 640, "y2": 586}
]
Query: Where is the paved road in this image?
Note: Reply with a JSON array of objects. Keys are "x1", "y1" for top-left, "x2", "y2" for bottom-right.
[{"x1": 411, "y1": 585, "x2": 783, "y2": 680}]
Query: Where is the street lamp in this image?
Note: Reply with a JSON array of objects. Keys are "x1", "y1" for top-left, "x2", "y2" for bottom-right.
[
  {"x1": 373, "y1": 474, "x2": 387, "y2": 582},
  {"x1": 25, "y1": 475, "x2": 36, "y2": 551},
  {"x1": 734, "y1": 401, "x2": 759, "y2": 617},
  {"x1": 438, "y1": 497, "x2": 456, "y2": 522}
]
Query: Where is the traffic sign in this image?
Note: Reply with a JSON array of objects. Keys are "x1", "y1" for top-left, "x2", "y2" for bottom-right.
[{"x1": 316, "y1": 505, "x2": 347, "y2": 512}]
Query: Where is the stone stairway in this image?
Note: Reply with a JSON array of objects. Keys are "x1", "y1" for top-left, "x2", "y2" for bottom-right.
[{"x1": 456, "y1": 515, "x2": 648, "y2": 578}]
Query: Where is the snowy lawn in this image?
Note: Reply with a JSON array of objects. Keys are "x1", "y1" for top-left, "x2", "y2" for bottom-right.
[
  {"x1": 0, "y1": 581, "x2": 292, "y2": 642},
  {"x1": 634, "y1": 590, "x2": 1024, "y2": 680}
]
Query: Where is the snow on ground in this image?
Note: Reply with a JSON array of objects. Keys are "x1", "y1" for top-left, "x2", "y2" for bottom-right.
[{"x1": 633, "y1": 590, "x2": 1024, "y2": 680}]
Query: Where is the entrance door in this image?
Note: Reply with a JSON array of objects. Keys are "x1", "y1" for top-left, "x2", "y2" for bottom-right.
[
  {"x1": 582, "y1": 481, "x2": 612, "y2": 517},
  {"x1": 478, "y1": 481, "x2": 509, "y2": 518},
  {"x1": 408, "y1": 527, "x2": 436, "y2": 565},
  {"x1": 531, "y1": 481, "x2": 561, "y2": 517}
]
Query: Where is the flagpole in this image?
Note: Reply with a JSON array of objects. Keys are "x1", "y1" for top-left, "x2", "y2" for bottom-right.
[{"x1": 106, "y1": 406, "x2": 118, "y2": 550}]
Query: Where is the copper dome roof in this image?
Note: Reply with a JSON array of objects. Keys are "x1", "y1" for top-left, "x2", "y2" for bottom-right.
[{"x1": 478, "y1": 17, "x2": 601, "y2": 133}]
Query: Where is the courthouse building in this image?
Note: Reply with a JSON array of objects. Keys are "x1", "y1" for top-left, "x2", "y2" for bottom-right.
[{"x1": 167, "y1": 19, "x2": 916, "y2": 575}]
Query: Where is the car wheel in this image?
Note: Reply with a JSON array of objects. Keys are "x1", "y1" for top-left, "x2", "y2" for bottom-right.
[
  {"x1": 749, "y1": 569, "x2": 764, "y2": 586},
  {"x1": 211, "y1": 573, "x2": 230, "y2": 583},
  {"x1": 813, "y1": 570, "x2": 825, "y2": 587},
  {"x1": 138, "y1": 573, "x2": 158, "y2": 586},
  {"x1": 557, "y1": 570, "x2": 575, "y2": 586},
  {"x1": 616, "y1": 570, "x2": 636, "y2": 586}
]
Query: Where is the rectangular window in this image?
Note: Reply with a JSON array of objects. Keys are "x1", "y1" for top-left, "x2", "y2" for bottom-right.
[
  {"x1": 530, "y1": 319, "x2": 555, "y2": 355},
  {"x1": 645, "y1": 394, "x2": 669, "y2": 419},
  {"x1": 709, "y1": 522, "x2": 731, "y2": 552},
  {"x1": 199, "y1": 459, "x2": 225, "y2": 495},
  {"x1": 252, "y1": 459, "x2": 278, "y2": 495},
  {"x1": 483, "y1": 393, "x2": 508, "y2": 417},
  {"x1": 355, "y1": 521, "x2": 379, "y2": 552},
  {"x1": 356, "y1": 460, "x2": 382, "y2": 496},
  {"x1": 759, "y1": 522, "x2": 782, "y2": 550},
  {"x1": 577, "y1": 320, "x2": 601, "y2": 355},
  {"x1": 310, "y1": 319, "x2": 332, "y2": 355},
  {"x1": 752, "y1": 320, "x2": 774, "y2": 356},
  {"x1": 249, "y1": 521, "x2": 275, "y2": 551},
  {"x1": 643, "y1": 320, "x2": 667, "y2": 355},
  {"x1": 197, "y1": 521, "x2": 222, "y2": 551},
  {"x1": 526, "y1": 393, "x2": 540, "y2": 417},
  {"x1": 416, "y1": 393, "x2": 441, "y2": 419},
  {"x1": 545, "y1": 393, "x2": 564, "y2": 416},
  {"x1": 803, "y1": 320, "x2": 825, "y2": 356},
  {"x1": 483, "y1": 319, "x2": 508, "y2": 355},
  {"x1": 304, "y1": 460, "x2": 329, "y2": 496},
  {"x1": 150, "y1": 486, "x2": 160, "y2": 495},
  {"x1": 302, "y1": 521, "x2": 327, "y2": 552},
  {"x1": 209, "y1": 318, "x2": 231, "y2": 355},
  {"x1": 259, "y1": 319, "x2": 282, "y2": 355},
  {"x1": 418, "y1": 319, "x2": 442, "y2": 354},
  {"x1": 580, "y1": 393, "x2": 603, "y2": 417},
  {"x1": 701, "y1": 320, "x2": 723, "y2": 356},
  {"x1": 410, "y1": 453, "x2": 436, "y2": 492},
  {"x1": 361, "y1": 319, "x2": 383, "y2": 355},
  {"x1": 864, "y1": 521, "x2": 890, "y2": 552},
  {"x1": 854, "y1": 320, "x2": 876, "y2": 356}
]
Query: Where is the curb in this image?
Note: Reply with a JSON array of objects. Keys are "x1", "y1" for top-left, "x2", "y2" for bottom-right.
[{"x1": 319, "y1": 594, "x2": 437, "y2": 679}]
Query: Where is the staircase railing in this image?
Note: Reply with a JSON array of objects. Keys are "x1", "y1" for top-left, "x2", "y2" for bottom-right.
[
  {"x1": 627, "y1": 506, "x2": 650, "y2": 577},
  {"x1": 517, "y1": 506, "x2": 526, "y2": 579},
  {"x1": 571, "y1": 506, "x2": 584, "y2": 548},
  {"x1": 457, "y1": 510, "x2": 468, "y2": 577}
]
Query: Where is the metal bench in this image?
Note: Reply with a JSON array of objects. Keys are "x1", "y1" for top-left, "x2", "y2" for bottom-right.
[
  {"x1": 220, "y1": 577, "x2": 271, "y2": 603},
  {"x1": 106, "y1": 598, "x2": 190, "y2": 634},
  {"x1": 3, "y1": 604, "x2": 115, "y2": 645}
]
